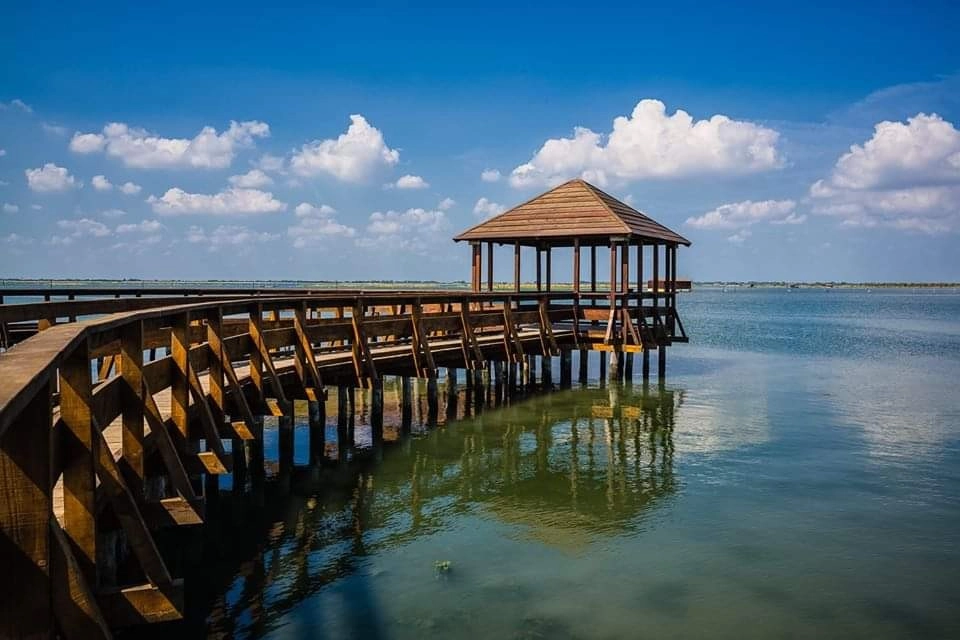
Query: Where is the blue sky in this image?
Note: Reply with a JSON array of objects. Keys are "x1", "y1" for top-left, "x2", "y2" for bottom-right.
[{"x1": 2, "y1": 1, "x2": 960, "y2": 282}]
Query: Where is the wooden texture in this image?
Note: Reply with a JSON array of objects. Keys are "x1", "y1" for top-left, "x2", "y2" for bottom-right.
[{"x1": 454, "y1": 179, "x2": 690, "y2": 246}]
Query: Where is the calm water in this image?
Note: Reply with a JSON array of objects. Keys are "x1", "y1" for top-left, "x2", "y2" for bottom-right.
[{"x1": 163, "y1": 288, "x2": 960, "y2": 639}]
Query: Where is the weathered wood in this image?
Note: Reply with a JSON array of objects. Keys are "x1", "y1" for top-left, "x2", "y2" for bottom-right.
[
  {"x1": 0, "y1": 382, "x2": 52, "y2": 639},
  {"x1": 59, "y1": 341, "x2": 97, "y2": 589},
  {"x1": 96, "y1": 581, "x2": 183, "y2": 627},
  {"x1": 119, "y1": 321, "x2": 144, "y2": 500}
]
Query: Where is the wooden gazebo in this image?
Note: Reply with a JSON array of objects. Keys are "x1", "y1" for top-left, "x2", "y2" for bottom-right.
[{"x1": 454, "y1": 178, "x2": 690, "y2": 377}]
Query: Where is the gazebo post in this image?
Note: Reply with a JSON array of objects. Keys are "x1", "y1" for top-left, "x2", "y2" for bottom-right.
[
  {"x1": 545, "y1": 245, "x2": 552, "y2": 292},
  {"x1": 471, "y1": 242, "x2": 481, "y2": 293},
  {"x1": 535, "y1": 246, "x2": 542, "y2": 292},
  {"x1": 608, "y1": 239, "x2": 619, "y2": 381},
  {"x1": 514, "y1": 241, "x2": 520, "y2": 293},
  {"x1": 670, "y1": 244, "x2": 678, "y2": 333},
  {"x1": 487, "y1": 242, "x2": 494, "y2": 293},
  {"x1": 573, "y1": 239, "x2": 581, "y2": 295}
]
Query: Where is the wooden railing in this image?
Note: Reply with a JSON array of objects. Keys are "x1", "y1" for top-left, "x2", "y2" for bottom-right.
[{"x1": 0, "y1": 289, "x2": 685, "y2": 638}]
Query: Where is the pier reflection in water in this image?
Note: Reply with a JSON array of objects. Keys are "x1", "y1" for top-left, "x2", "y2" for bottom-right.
[{"x1": 144, "y1": 376, "x2": 681, "y2": 638}]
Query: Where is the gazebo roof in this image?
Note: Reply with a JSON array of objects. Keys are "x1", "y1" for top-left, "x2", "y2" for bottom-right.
[{"x1": 454, "y1": 178, "x2": 690, "y2": 246}]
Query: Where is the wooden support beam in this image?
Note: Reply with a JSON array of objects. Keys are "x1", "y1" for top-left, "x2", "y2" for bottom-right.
[
  {"x1": 119, "y1": 321, "x2": 144, "y2": 500},
  {"x1": 537, "y1": 298, "x2": 559, "y2": 356},
  {"x1": 93, "y1": 420, "x2": 174, "y2": 588},
  {"x1": 545, "y1": 246, "x2": 552, "y2": 292},
  {"x1": 59, "y1": 341, "x2": 97, "y2": 589},
  {"x1": 186, "y1": 368, "x2": 231, "y2": 473},
  {"x1": 514, "y1": 241, "x2": 521, "y2": 292},
  {"x1": 170, "y1": 313, "x2": 190, "y2": 444},
  {"x1": 487, "y1": 242, "x2": 494, "y2": 292},
  {"x1": 410, "y1": 302, "x2": 436, "y2": 377},
  {"x1": 294, "y1": 303, "x2": 323, "y2": 390},
  {"x1": 535, "y1": 246, "x2": 542, "y2": 292},
  {"x1": 459, "y1": 302, "x2": 484, "y2": 369},
  {"x1": 350, "y1": 302, "x2": 378, "y2": 387},
  {"x1": 141, "y1": 384, "x2": 199, "y2": 503},
  {"x1": 590, "y1": 245, "x2": 597, "y2": 293},
  {"x1": 0, "y1": 382, "x2": 53, "y2": 639},
  {"x1": 96, "y1": 581, "x2": 184, "y2": 627}
]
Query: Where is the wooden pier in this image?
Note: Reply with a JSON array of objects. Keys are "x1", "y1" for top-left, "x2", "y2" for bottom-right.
[{"x1": 0, "y1": 179, "x2": 689, "y2": 638}]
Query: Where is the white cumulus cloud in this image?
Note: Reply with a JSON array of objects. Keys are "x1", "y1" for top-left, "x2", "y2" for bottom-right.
[
  {"x1": 481, "y1": 169, "x2": 502, "y2": 182},
  {"x1": 25, "y1": 163, "x2": 77, "y2": 192},
  {"x1": 473, "y1": 197, "x2": 506, "y2": 219},
  {"x1": 92, "y1": 175, "x2": 112, "y2": 191},
  {"x1": 69, "y1": 120, "x2": 269, "y2": 169},
  {"x1": 510, "y1": 99, "x2": 783, "y2": 188},
  {"x1": 685, "y1": 200, "x2": 799, "y2": 230},
  {"x1": 148, "y1": 187, "x2": 286, "y2": 216},
  {"x1": 438, "y1": 197, "x2": 456, "y2": 211},
  {"x1": 1, "y1": 99, "x2": 32, "y2": 113},
  {"x1": 811, "y1": 113, "x2": 960, "y2": 233},
  {"x1": 3, "y1": 203, "x2": 18, "y2": 214},
  {"x1": 119, "y1": 181, "x2": 141, "y2": 195},
  {"x1": 52, "y1": 218, "x2": 111, "y2": 244},
  {"x1": 187, "y1": 224, "x2": 279, "y2": 251},
  {"x1": 116, "y1": 219, "x2": 163, "y2": 234},
  {"x1": 228, "y1": 169, "x2": 273, "y2": 188},
  {"x1": 289, "y1": 114, "x2": 399, "y2": 182},
  {"x1": 393, "y1": 174, "x2": 429, "y2": 189},
  {"x1": 288, "y1": 202, "x2": 356, "y2": 247}
]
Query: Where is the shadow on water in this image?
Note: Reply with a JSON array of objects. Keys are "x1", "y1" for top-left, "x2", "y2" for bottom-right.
[{"x1": 129, "y1": 377, "x2": 683, "y2": 639}]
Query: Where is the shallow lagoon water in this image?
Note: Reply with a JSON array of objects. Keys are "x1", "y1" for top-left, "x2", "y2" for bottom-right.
[{"x1": 165, "y1": 288, "x2": 960, "y2": 639}]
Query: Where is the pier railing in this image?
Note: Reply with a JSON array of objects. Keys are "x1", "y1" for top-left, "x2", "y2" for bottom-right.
[{"x1": 0, "y1": 289, "x2": 683, "y2": 638}]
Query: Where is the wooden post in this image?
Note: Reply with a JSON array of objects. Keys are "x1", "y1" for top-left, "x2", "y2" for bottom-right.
[
  {"x1": 0, "y1": 381, "x2": 53, "y2": 638},
  {"x1": 590, "y1": 245, "x2": 597, "y2": 293},
  {"x1": 545, "y1": 246, "x2": 552, "y2": 292},
  {"x1": 621, "y1": 240, "x2": 629, "y2": 294},
  {"x1": 487, "y1": 242, "x2": 494, "y2": 292},
  {"x1": 120, "y1": 319, "x2": 144, "y2": 499},
  {"x1": 535, "y1": 246, "x2": 542, "y2": 292},
  {"x1": 642, "y1": 347, "x2": 651, "y2": 381},
  {"x1": 541, "y1": 354, "x2": 552, "y2": 389},
  {"x1": 625, "y1": 352, "x2": 634, "y2": 381},
  {"x1": 426, "y1": 376, "x2": 439, "y2": 426},
  {"x1": 248, "y1": 304, "x2": 265, "y2": 411},
  {"x1": 514, "y1": 241, "x2": 521, "y2": 292},
  {"x1": 578, "y1": 349, "x2": 588, "y2": 384},
  {"x1": 170, "y1": 313, "x2": 190, "y2": 446},
  {"x1": 400, "y1": 376, "x2": 412, "y2": 432},
  {"x1": 573, "y1": 239, "x2": 581, "y2": 294},
  {"x1": 308, "y1": 397, "x2": 325, "y2": 466},
  {"x1": 371, "y1": 378, "x2": 384, "y2": 445},
  {"x1": 599, "y1": 349, "x2": 607, "y2": 383},
  {"x1": 670, "y1": 244, "x2": 678, "y2": 334},
  {"x1": 608, "y1": 350, "x2": 620, "y2": 382},
  {"x1": 471, "y1": 243, "x2": 482, "y2": 293},
  {"x1": 560, "y1": 350, "x2": 572, "y2": 388},
  {"x1": 60, "y1": 341, "x2": 97, "y2": 588},
  {"x1": 659, "y1": 344, "x2": 667, "y2": 380}
]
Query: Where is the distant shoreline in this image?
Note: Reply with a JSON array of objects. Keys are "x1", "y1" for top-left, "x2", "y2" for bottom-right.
[{"x1": 1, "y1": 278, "x2": 958, "y2": 290}]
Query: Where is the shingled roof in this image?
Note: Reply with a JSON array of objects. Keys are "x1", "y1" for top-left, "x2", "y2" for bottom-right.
[{"x1": 454, "y1": 179, "x2": 690, "y2": 246}]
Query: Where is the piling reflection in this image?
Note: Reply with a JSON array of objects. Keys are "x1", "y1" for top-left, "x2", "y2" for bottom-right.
[{"x1": 144, "y1": 380, "x2": 683, "y2": 638}]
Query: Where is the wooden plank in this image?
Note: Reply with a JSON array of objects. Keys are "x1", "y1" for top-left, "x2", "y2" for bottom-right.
[
  {"x1": 59, "y1": 341, "x2": 97, "y2": 587},
  {"x1": 186, "y1": 368, "x2": 231, "y2": 473},
  {"x1": 169, "y1": 313, "x2": 190, "y2": 443},
  {"x1": 119, "y1": 320, "x2": 144, "y2": 500},
  {"x1": 247, "y1": 304, "x2": 264, "y2": 408},
  {"x1": 0, "y1": 382, "x2": 53, "y2": 639},
  {"x1": 97, "y1": 581, "x2": 183, "y2": 627},
  {"x1": 141, "y1": 385, "x2": 197, "y2": 502}
]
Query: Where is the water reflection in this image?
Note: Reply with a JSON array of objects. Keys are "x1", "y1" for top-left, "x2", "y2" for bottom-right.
[{"x1": 152, "y1": 382, "x2": 683, "y2": 638}]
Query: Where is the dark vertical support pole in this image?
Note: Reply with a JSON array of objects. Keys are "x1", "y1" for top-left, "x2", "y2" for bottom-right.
[
  {"x1": 642, "y1": 348, "x2": 651, "y2": 381},
  {"x1": 206, "y1": 308, "x2": 226, "y2": 500},
  {"x1": 473, "y1": 368, "x2": 484, "y2": 411},
  {"x1": 653, "y1": 243, "x2": 660, "y2": 321},
  {"x1": 401, "y1": 376, "x2": 413, "y2": 433},
  {"x1": 337, "y1": 386, "x2": 349, "y2": 462},
  {"x1": 599, "y1": 350, "x2": 607, "y2": 384},
  {"x1": 590, "y1": 245, "x2": 597, "y2": 293},
  {"x1": 471, "y1": 243, "x2": 482, "y2": 293},
  {"x1": 308, "y1": 395, "x2": 325, "y2": 466},
  {"x1": 493, "y1": 360, "x2": 504, "y2": 405},
  {"x1": 487, "y1": 242, "x2": 494, "y2": 293},
  {"x1": 609, "y1": 241, "x2": 620, "y2": 382},
  {"x1": 670, "y1": 244, "x2": 678, "y2": 334},
  {"x1": 536, "y1": 246, "x2": 542, "y2": 292},
  {"x1": 60, "y1": 342, "x2": 97, "y2": 588},
  {"x1": 120, "y1": 319, "x2": 144, "y2": 499},
  {"x1": 0, "y1": 382, "x2": 52, "y2": 639},
  {"x1": 578, "y1": 349, "x2": 589, "y2": 384},
  {"x1": 514, "y1": 241, "x2": 521, "y2": 292},
  {"x1": 541, "y1": 354, "x2": 552, "y2": 389},
  {"x1": 658, "y1": 344, "x2": 667, "y2": 381},
  {"x1": 545, "y1": 246, "x2": 552, "y2": 292},
  {"x1": 560, "y1": 350, "x2": 572, "y2": 388},
  {"x1": 249, "y1": 415, "x2": 265, "y2": 506},
  {"x1": 371, "y1": 378, "x2": 384, "y2": 450},
  {"x1": 278, "y1": 413, "x2": 293, "y2": 491},
  {"x1": 573, "y1": 238, "x2": 581, "y2": 340},
  {"x1": 508, "y1": 361, "x2": 518, "y2": 396},
  {"x1": 625, "y1": 352, "x2": 634, "y2": 382},
  {"x1": 427, "y1": 376, "x2": 439, "y2": 426}
]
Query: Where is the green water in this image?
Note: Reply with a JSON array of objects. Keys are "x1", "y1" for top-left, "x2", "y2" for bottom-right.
[{"x1": 171, "y1": 288, "x2": 960, "y2": 639}]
